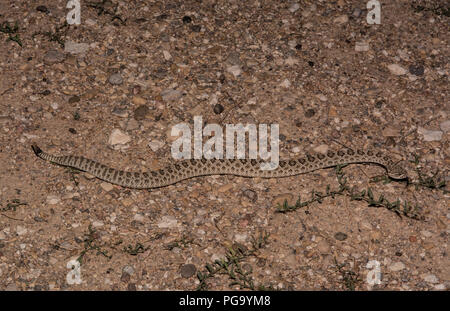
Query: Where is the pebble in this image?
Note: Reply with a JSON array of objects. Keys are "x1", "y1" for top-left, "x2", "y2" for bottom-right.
[
  {"x1": 218, "y1": 183, "x2": 233, "y2": 193},
  {"x1": 334, "y1": 15, "x2": 349, "y2": 24},
  {"x1": 313, "y1": 144, "x2": 328, "y2": 154},
  {"x1": 382, "y1": 127, "x2": 401, "y2": 137},
  {"x1": 112, "y1": 107, "x2": 128, "y2": 118},
  {"x1": 387, "y1": 64, "x2": 407, "y2": 75},
  {"x1": 317, "y1": 240, "x2": 331, "y2": 253},
  {"x1": 16, "y1": 225, "x2": 28, "y2": 236},
  {"x1": 36, "y1": 5, "x2": 49, "y2": 13},
  {"x1": 422, "y1": 273, "x2": 438, "y2": 284},
  {"x1": 334, "y1": 232, "x2": 348, "y2": 241},
  {"x1": 279, "y1": 79, "x2": 291, "y2": 88},
  {"x1": 213, "y1": 103, "x2": 224, "y2": 114},
  {"x1": 234, "y1": 233, "x2": 247, "y2": 243},
  {"x1": 420, "y1": 230, "x2": 433, "y2": 238},
  {"x1": 148, "y1": 140, "x2": 164, "y2": 152},
  {"x1": 409, "y1": 64, "x2": 424, "y2": 76},
  {"x1": 355, "y1": 41, "x2": 370, "y2": 52},
  {"x1": 289, "y1": 3, "x2": 300, "y2": 13},
  {"x1": 46, "y1": 195, "x2": 60, "y2": 205},
  {"x1": 108, "y1": 129, "x2": 131, "y2": 145},
  {"x1": 180, "y1": 264, "x2": 196, "y2": 278},
  {"x1": 108, "y1": 73, "x2": 123, "y2": 85},
  {"x1": 242, "y1": 189, "x2": 257, "y2": 202},
  {"x1": 157, "y1": 216, "x2": 178, "y2": 229},
  {"x1": 122, "y1": 265, "x2": 135, "y2": 275},
  {"x1": 126, "y1": 119, "x2": 139, "y2": 131},
  {"x1": 132, "y1": 96, "x2": 146, "y2": 106},
  {"x1": 162, "y1": 50, "x2": 172, "y2": 61},
  {"x1": 44, "y1": 50, "x2": 65, "y2": 65},
  {"x1": 227, "y1": 65, "x2": 242, "y2": 77},
  {"x1": 389, "y1": 262, "x2": 405, "y2": 272},
  {"x1": 92, "y1": 221, "x2": 104, "y2": 227},
  {"x1": 64, "y1": 41, "x2": 90, "y2": 54},
  {"x1": 133, "y1": 213, "x2": 145, "y2": 222},
  {"x1": 352, "y1": 7, "x2": 362, "y2": 17},
  {"x1": 439, "y1": 120, "x2": 450, "y2": 133},
  {"x1": 134, "y1": 105, "x2": 149, "y2": 120},
  {"x1": 161, "y1": 88, "x2": 183, "y2": 102},
  {"x1": 417, "y1": 127, "x2": 443, "y2": 142},
  {"x1": 100, "y1": 182, "x2": 114, "y2": 192}
]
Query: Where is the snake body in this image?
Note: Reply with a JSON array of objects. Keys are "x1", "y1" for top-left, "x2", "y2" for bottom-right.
[{"x1": 31, "y1": 145, "x2": 407, "y2": 189}]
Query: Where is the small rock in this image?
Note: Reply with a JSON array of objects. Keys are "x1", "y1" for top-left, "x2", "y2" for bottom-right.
[
  {"x1": 122, "y1": 265, "x2": 135, "y2": 275},
  {"x1": 389, "y1": 262, "x2": 405, "y2": 272},
  {"x1": 408, "y1": 64, "x2": 424, "y2": 76},
  {"x1": 382, "y1": 127, "x2": 401, "y2": 137},
  {"x1": 439, "y1": 120, "x2": 450, "y2": 133},
  {"x1": 334, "y1": 232, "x2": 348, "y2": 241},
  {"x1": 132, "y1": 96, "x2": 146, "y2": 106},
  {"x1": 180, "y1": 264, "x2": 196, "y2": 278},
  {"x1": 218, "y1": 183, "x2": 233, "y2": 193},
  {"x1": 422, "y1": 274, "x2": 438, "y2": 284},
  {"x1": 134, "y1": 105, "x2": 149, "y2": 120},
  {"x1": 227, "y1": 65, "x2": 242, "y2": 77},
  {"x1": 213, "y1": 103, "x2": 224, "y2": 114},
  {"x1": 289, "y1": 3, "x2": 300, "y2": 13},
  {"x1": 420, "y1": 230, "x2": 433, "y2": 238},
  {"x1": 182, "y1": 16, "x2": 192, "y2": 24},
  {"x1": 352, "y1": 8, "x2": 362, "y2": 17},
  {"x1": 161, "y1": 88, "x2": 183, "y2": 102},
  {"x1": 112, "y1": 107, "x2": 128, "y2": 118},
  {"x1": 46, "y1": 195, "x2": 60, "y2": 205},
  {"x1": 334, "y1": 15, "x2": 349, "y2": 24},
  {"x1": 157, "y1": 216, "x2": 178, "y2": 229},
  {"x1": 148, "y1": 140, "x2": 164, "y2": 152},
  {"x1": 85, "y1": 19, "x2": 97, "y2": 26},
  {"x1": 355, "y1": 41, "x2": 370, "y2": 52},
  {"x1": 36, "y1": 5, "x2": 49, "y2": 13},
  {"x1": 92, "y1": 221, "x2": 104, "y2": 227},
  {"x1": 68, "y1": 95, "x2": 80, "y2": 104},
  {"x1": 16, "y1": 225, "x2": 28, "y2": 236},
  {"x1": 108, "y1": 129, "x2": 131, "y2": 145},
  {"x1": 120, "y1": 272, "x2": 130, "y2": 283},
  {"x1": 234, "y1": 233, "x2": 247, "y2": 243},
  {"x1": 108, "y1": 73, "x2": 123, "y2": 85},
  {"x1": 162, "y1": 50, "x2": 172, "y2": 61},
  {"x1": 126, "y1": 119, "x2": 139, "y2": 131},
  {"x1": 44, "y1": 50, "x2": 65, "y2": 65},
  {"x1": 418, "y1": 127, "x2": 443, "y2": 142},
  {"x1": 313, "y1": 144, "x2": 328, "y2": 154},
  {"x1": 64, "y1": 41, "x2": 90, "y2": 54},
  {"x1": 305, "y1": 108, "x2": 315, "y2": 118},
  {"x1": 317, "y1": 240, "x2": 331, "y2": 253},
  {"x1": 133, "y1": 213, "x2": 145, "y2": 222},
  {"x1": 280, "y1": 79, "x2": 291, "y2": 88},
  {"x1": 387, "y1": 64, "x2": 407, "y2": 75},
  {"x1": 127, "y1": 283, "x2": 136, "y2": 291},
  {"x1": 100, "y1": 182, "x2": 114, "y2": 192},
  {"x1": 242, "y1": 189, "x2": 257, "y2": 202}
]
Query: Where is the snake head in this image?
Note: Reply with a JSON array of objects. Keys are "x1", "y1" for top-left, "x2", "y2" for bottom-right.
[{"x1": 387, "y1": 162, "x2": 408, "y2": 180}]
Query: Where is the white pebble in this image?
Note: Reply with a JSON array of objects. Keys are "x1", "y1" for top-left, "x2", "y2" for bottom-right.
[{"x1": 108, "y1": 129, "x2": 131, "y2": 145}]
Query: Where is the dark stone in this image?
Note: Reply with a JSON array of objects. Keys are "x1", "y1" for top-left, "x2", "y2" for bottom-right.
[
  {"x1": 134, "y1": 105, "x2": 149, "y2": 120},
  {"x1": 334, "y1": 232, "x2": 348, "y2": 241},
  {"x1": 68, "y1": 128, "x2": 77, "y2": 134},
  {"x1": 295, "y1": 44, "x2": 302, "y2": 50},
  {"x1": 36, "y1": 6, "x2": 49, "y2": 13},
  {"x1": 191, "y1": 25, "x2": 201, "y2": 32},
  {"x1": 308, "y1": 61, "x2": 314, "y2": 67},
  {"x1": 213, "y1": 103, "x2": 224, "y2": 114},
  {"x1": 68, "y1": 95, "x2": 80, "y2": 104},
  {"x1": 182, "y1": 16, "x2": 192, "y2": 24},
  {"x1": 180, "y1": 264, "x2": 196, "y2": 278},
  {"x1": 305, "y1": 108, "x2": 316, "y2": 118},
  {"x1": 409, "y1": 64, "x2": 424, "y2": 76}
]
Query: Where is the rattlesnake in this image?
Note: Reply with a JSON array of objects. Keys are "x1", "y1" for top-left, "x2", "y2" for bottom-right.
[{"x1": 31, "y1": 145, "x2": 407, "y2": 189}]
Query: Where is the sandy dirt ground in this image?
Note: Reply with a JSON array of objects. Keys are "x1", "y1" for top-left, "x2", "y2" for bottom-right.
[{"x1": 0, "y1": 0, "x2": 448, "y2": 290}]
